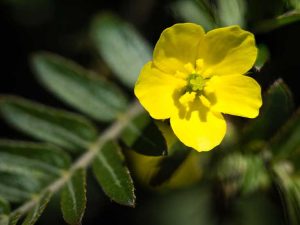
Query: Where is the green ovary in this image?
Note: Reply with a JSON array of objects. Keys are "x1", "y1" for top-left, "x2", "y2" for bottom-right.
[{"x1": 187, "y1": 74, "x2": 206, "y2": 93}]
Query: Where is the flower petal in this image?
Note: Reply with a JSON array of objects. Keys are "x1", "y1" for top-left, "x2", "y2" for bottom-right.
[
  {"x1": 153, "y1": 23, "x2": 205, "y2": 74},
  {"x1": 134, "y1": 62, "x2": 186, "y2": 119},
  {"x1": 201, "y1": 26, "x2": 257, "y2": 76},
  {"x1": 170, "y1": 96, "x2": 226, "y2": 152},
  {"x1": 204, "y1": 74, "x2": 262, "y2": 118}
]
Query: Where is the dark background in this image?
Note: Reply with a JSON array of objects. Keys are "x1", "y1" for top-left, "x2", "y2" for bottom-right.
[{"x1": 1, "y1": 0, "x2": 300, "y2": 224}]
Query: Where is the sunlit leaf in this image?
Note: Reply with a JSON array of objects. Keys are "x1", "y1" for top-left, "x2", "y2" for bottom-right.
[
  {"x1": 90, "y1": 12, "x2": 152, "y2": 87},
  {"x1": 121, "y1": 113, "x2": 167, "y2": 156},
  {"x1": 61, "y1": 169, "x2": 86, "y2": 225},
  {"x1": 21, "y1": 192, "x2": 52, "y2": 225},
  {"x1": 92, "y1": 141, "x2": 135, "y2": 206},
  {"x1": 32, "y1": 52, "x2": 128, "y2": 121},
  {"x1": 0, "y1": 96, "x2": 98, "y2": 151}
]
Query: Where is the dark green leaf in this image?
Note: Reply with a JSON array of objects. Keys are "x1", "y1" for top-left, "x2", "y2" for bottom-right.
[
  {"x1": 271, "y1": 109, "x2": 300, "y2": 160},
  {"x1": 0, "y1": 197, "x2": 10, "y2": 216},
  {"x1": 121, "y1": 113, "x2": 167, "y2": 156},
  {"x1": 0, "y1": 96, "x2": 98, "y2": 151},
  {"x1": 171, "y1": 0, "x2": 217, "y2": 30},
  {"x1": 216, "y1": 153, "x2": 270, "y2": 196},
  {"x1": 218, "y1": 0, "x2": 246, "y2": 27},
  {"x1": 254, "y1": 44, "x2": 270, "y2": 71},
  {"x1": 0, "y1": 140, "x2": 71, "y2": 169},
  {"x1": 31, "y1": 52, "x2": 128, "y2": 121},
  {"x1": 61, "y1": 169, "x2": 86, "y2": 225},
  {"x1": 254, "y1": 10, "x2": 300, "y2": 33},
  {"x1": 149, "y1": 142, "x2": 190, "y2": 186},
  {"x1": 92, "y1": 141, "x2": 135, "y2": 206},
  {"x1": 242, "y1": 79, "x2": 294, "y2": 143},
  {"x1": 90, "y1": 12, "x2": 151, "y2": 87},
  {"x1": 21, "y1": 192, "x2": 52, "y2": 225},
  {"x1": 273, "y1": 163, "x2": 300, "y2": 225},
  {"x1": 0, "y1": 183, "x2": 31, "y2": 203}
]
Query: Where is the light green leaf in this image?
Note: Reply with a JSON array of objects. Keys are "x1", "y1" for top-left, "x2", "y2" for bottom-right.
[
  {"x1": 242, "y1": 79, "x2": 294, "y2": 144},
  {"x1": 31, "y1": 52, "x2": 128, "y2": 121},
  {"x1": 218, "y1": 0, "x2": 246, "y2": 27},
  {"x1": 90, "y1": 12, "x2": 152, "y2": 87},
  {"x1": 0, "y1": 96, "x2": 98, "y2": 151},
  {"x1": 0, "y1": 216, "x2": 9, "y2": 225},
  {"x1": 121, "y1": 113, "x2": 167, "y2": 156},
  {"x1": 61, "y1": 169, "x2": 86, "y2": 225},
  {"x1": 92, "y1": 141, "x2": 135, "y2": 206},
  {"x1": 171, "y1": 0, "x2": 217, "y2": 31},
  {"x1": 21, "y1": 192, "x2": 52, "y2": 225},
  {"x1": 254, "y1": 10, "x2": 300, "y2": 33},
  {"x1": 288, "y1": 0, "x2": 300, "y2": 9}
]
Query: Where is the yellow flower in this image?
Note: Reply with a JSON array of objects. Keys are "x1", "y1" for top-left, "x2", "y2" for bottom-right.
[{"x1": 134, "y1": 23, "x2": 262, "y2": 152}]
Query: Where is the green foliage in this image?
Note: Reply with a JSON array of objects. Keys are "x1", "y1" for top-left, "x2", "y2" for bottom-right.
[
  {"x1": 121, "y1": 113, "x2": 168, "y2": 156},
  {"x1": 32, "y1": 52, "x2": 128, "y2": 122},
  {"x1": 92, "y1": 141, "x2": 135, "y2": 206},
  {"x1": 61, "y1": 169, "x2": 86, "y2": 225},
  {"x1": 0, "y1": 97, "x2": 98, "y2": 151},
  {"x1": 90, "y1": 12, "x2": 152, "y2": 88},
  {"x1": 1, "y1": 3, "x2": 300, "y2": 225}
]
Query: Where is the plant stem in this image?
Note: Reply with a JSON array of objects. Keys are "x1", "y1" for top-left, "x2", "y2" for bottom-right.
[{"x1": 10, "y1": 100, "x2": 143, "y2": 217}]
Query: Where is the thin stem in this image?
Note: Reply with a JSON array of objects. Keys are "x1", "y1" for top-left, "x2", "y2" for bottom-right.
[{"x1": 11, "y1": 100, "x2": 143, "y2": 217}]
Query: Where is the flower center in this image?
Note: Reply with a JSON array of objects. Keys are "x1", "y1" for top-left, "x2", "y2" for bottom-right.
[{"x1": 186, "y1": 74, "x2": 206, "y2": 93}]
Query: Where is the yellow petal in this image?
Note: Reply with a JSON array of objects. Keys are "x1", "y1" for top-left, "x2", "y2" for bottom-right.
[
  {"x1": 201, "y1": 26, "x2": 257, "y2": 77},
  {"x1": 153, "y1": 23, "x2": 205, "y2": 74},
  {"x1": 170, "y1": 96, "x2": 226, "y2": 152},
  {"x1": 204, "y1": 74, "x2": 262, "y2": 118},
  {"x1": 134, "y1": 62, "x2": 186, "y2": 119}
]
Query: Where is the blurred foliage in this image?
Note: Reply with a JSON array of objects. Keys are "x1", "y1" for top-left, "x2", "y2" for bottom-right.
[{"x1": 0, "y1": 0, "x2": 300, "y2": 225}]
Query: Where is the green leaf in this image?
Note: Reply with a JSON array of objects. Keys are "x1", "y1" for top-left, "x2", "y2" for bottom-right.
[
  {"x1": 92, "y1": 141, "x2": 135, "y2": 206},
  {"x1": 0, "y1": 140, "x2": 71, "y2": 169},
  {"x1": 216, "y1": 153, "x2": 270, "y2": 196},
  {"x1": 218, "y1": 0, "x2": 246, "y2": 27},
  {"x1": 8, "y1": 213, "x2": 21, "y2": 225},
  {"x1": 149, "y1": 142, "x2": 190, "y2": 186},
  {"x1": 61, "y1": 169, "x2": 86, "y2": 225},
  {"x1": 0, "y1": 96, "x2": 98, "y2": 151},
  {"x1": 254, "y1": 44, "x2": 270, "y2": 71},
  {"x1": 31, "y1": 52, "x2": 128, "y2": 121},
  {"x1": 170, "y1": 0, "x2": 217, "y2": 31},
  {"x1": 0, "y1": 216, "x2": 9, "y2": 225},
  {"x1": 271, "y1": 109, "x2": 300, "y2": 160},
  {"x1": 288, "y1": 0, "x2": 300, "y2": 9},
  {"x1": 242, "y1": 79, "x2": 294, "y2": 143},
  {"x1": 121, "y1": 113, "x2": 167, "y2": 156},
  {"x1": 21, "y1": 192, "x2": 52, "y2": 225},
  {"x1": 254, "y1": 10, "x2": 300, "y2": 33},
  {"x1": 90, "y1": 12, "x2": 152, "y2": 87},
  {"x1": 0, "y1": 183, "x2": 32, "y2": 203},
  {"x1": 273, "y1": 162, "x2": 300, "y2": 225},
  {"x1": 0, "y1": 197, "x2": 10, "y2": 216}
]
